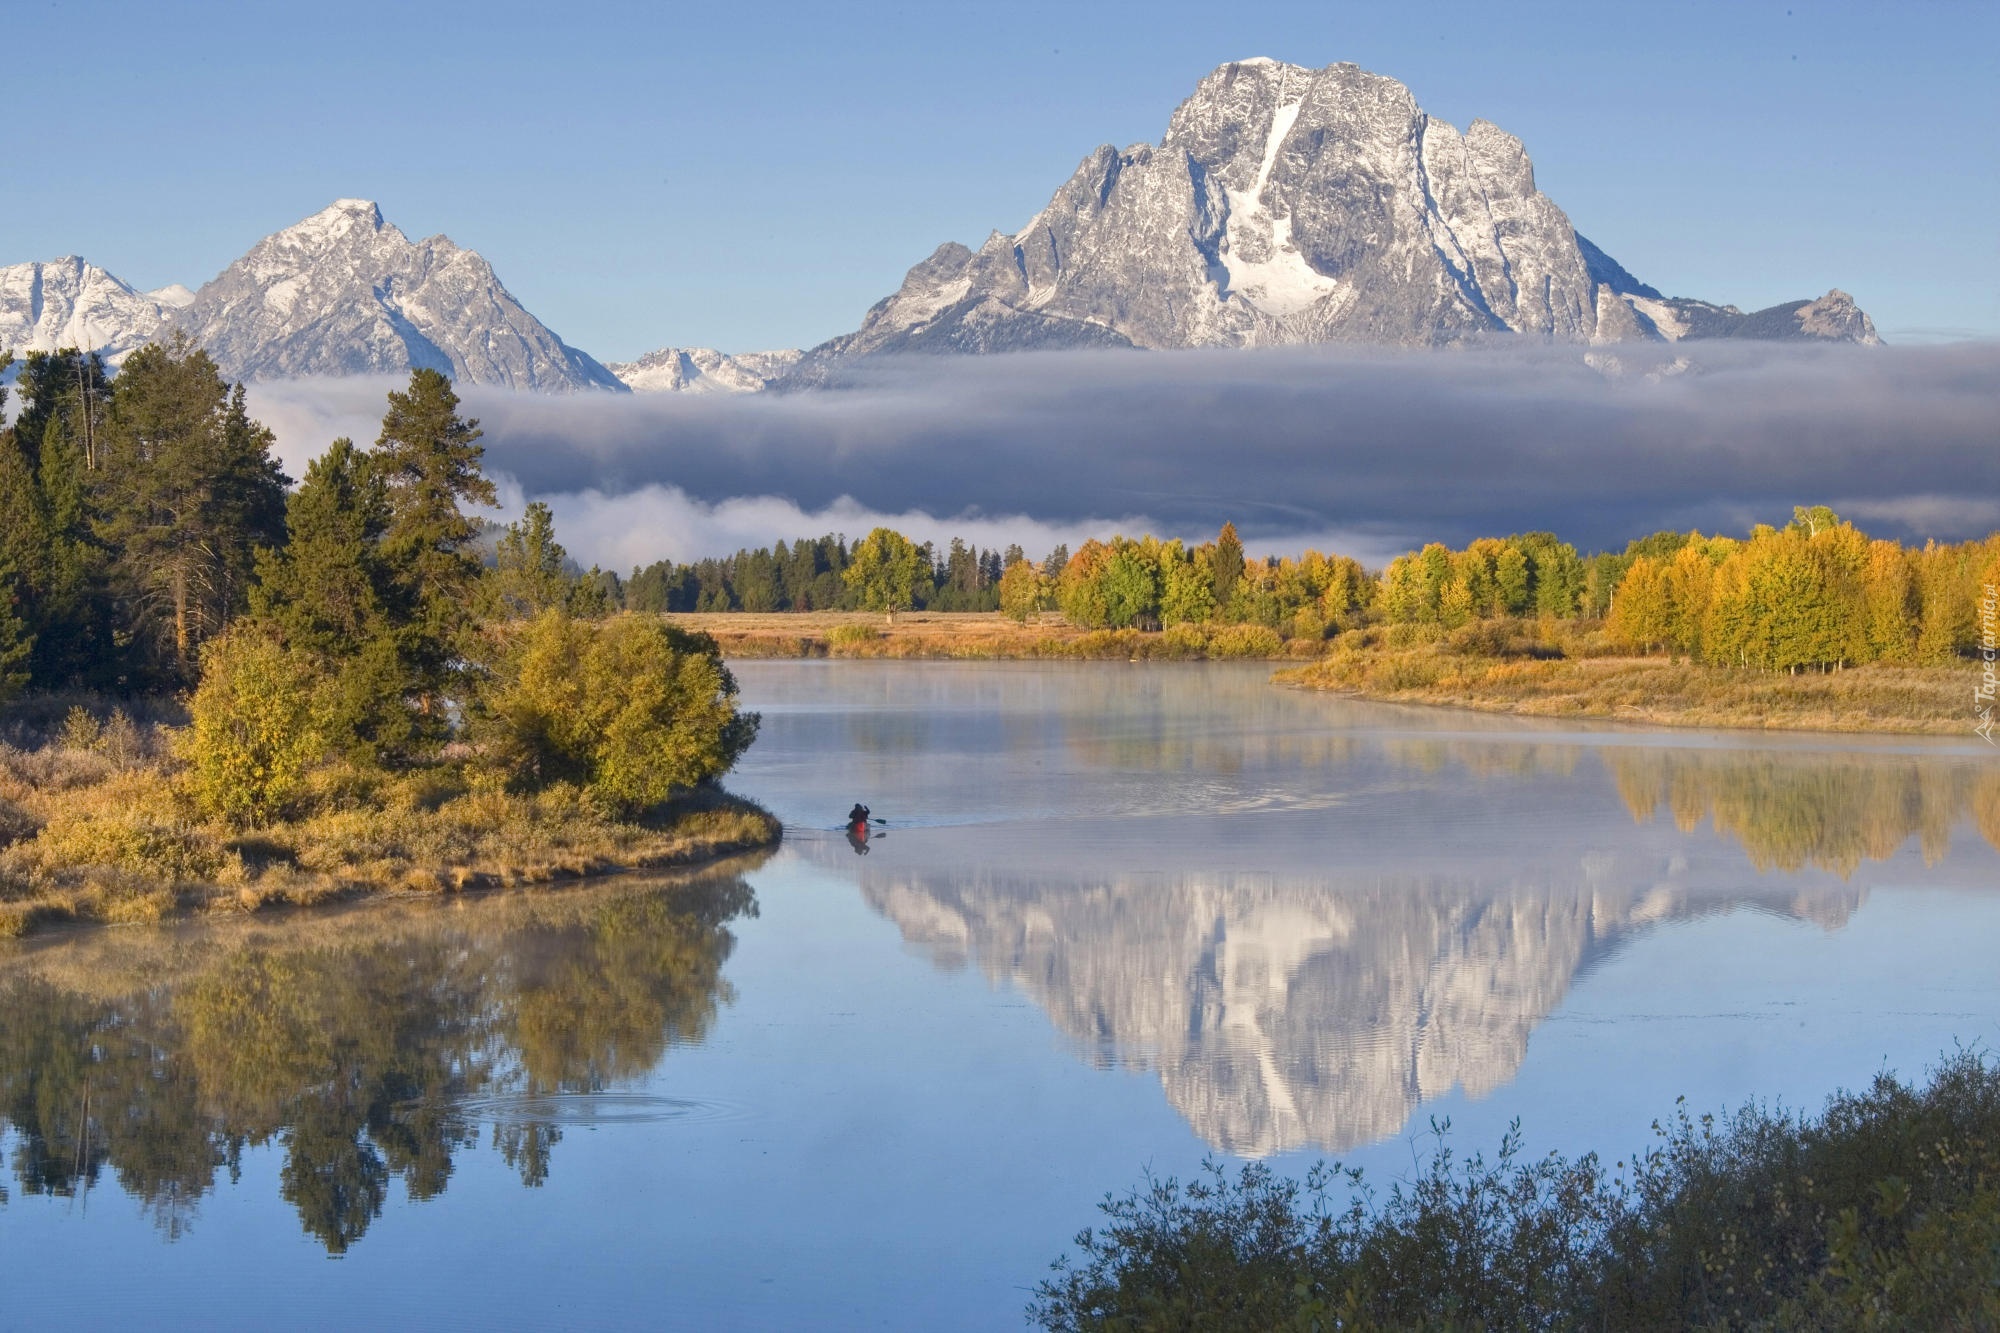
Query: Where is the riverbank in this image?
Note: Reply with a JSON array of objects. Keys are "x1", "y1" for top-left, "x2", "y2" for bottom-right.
[
  {"x1": 0, "y1": 728, "x2": 781, "y2": 939},
  {"x1": 683, "y1": 611, "x2": 1973, "y2": 735},
  {"x1": 664, "y1": 611, "x2": 1314, "y2": 660},
  {"x1": 1280, "y1": 645, "x2": 1971, "y2": 735}
]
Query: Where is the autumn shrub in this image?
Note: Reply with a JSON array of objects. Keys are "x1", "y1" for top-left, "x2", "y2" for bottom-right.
[
  {"x1": 828, "y1": 623, "x2": 881, "y2": 647},
  {"x1": 14, "y1": 770, "x2": 229, "y2": 883},
  {"x1": 1159, "y1": 622, "x2": 1211, "y2": 657},
  {"x1": 485, "y1": 612, "x2": 759, "y2": 817},
  {"x1": 1206, "y1": 623, "x2": 1286, "y2": 659},
  {"x1": 1035, "y1": 1051, "x2": 2000, "y2": 1333},
  {"x1": 180, "y1": 626, "x2": 332, "y2": 826}
]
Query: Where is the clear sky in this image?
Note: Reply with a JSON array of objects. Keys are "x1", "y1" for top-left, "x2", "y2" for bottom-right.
[{"x1": 6, "y1": 0, "x2": 1993, "y2": 359}]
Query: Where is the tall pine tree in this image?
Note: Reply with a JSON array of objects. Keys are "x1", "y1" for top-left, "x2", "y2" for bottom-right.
[
  {"x1": 372, "y1": 369, "x2": 496, "y2": 727},
  {"x1": 96, "y1": 334, "x2": 288, "y2": 683},
  {"x1": 0, "y1": 555, "x2": 31, "y2": 702},
  {"x1": 489, "y1": 501, "x2": 576, "y2": 619}
]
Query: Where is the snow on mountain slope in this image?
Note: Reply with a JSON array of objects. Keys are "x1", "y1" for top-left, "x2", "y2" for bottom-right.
[
  {"x1": 795, "y1": 58, "x2": 1879, "y2": 376},
  {"x1": 608, "y1": 346, "x2": 804, "y2": 393},
  {"x1": 170, "y1": 200, "x2": 626, "y2": 392},
  {"x1": 0, "y1": 257, "x2": 173, "y2": 366}
]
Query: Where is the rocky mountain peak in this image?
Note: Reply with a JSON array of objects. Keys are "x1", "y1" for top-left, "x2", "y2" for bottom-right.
[
  {"x1": 0, "y1": 255, "x2": 172, "y2": 366},
  {"x1": 171, "y1": 200, "x2": 624, "y2": 392},
  {"x1": 793, "y1": 57, "x2": 1881, "y2": 377}
]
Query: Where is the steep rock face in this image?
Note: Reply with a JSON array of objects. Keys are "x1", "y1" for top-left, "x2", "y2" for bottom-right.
[
  {"x1": 608, "y1": 346, "x2": 803, "y2": 393},
  {"x1": 800, "y1": 58, "x2": 1877, "y2": 374},
  {"x1": 0, "y1": 257, "x2": 174, "y2": 366},
  {"x1": 170, "y1": 200, "x2": 625, "y2": 392}
]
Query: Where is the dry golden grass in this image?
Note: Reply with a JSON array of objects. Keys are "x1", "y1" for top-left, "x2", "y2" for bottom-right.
[
  {"x1": 1280, "y1": 646, "x2": 1971, "y2": 735},
  {"x1": 0, "y1": 728, "x2": 780, "y2": 940},
  {"x1": 665, "y1": 611, "x2": 1312, "y2": 660}
]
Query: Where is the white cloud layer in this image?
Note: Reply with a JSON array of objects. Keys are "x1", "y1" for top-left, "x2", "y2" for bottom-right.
[{"x1": 246, "y1": 341, "x2": 2000, "y2": 565}]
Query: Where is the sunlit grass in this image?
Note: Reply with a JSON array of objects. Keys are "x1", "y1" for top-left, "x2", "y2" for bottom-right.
[
  {"x1": 0, "y1": 700, "x2": 779, "y2": 939},
  {"x1": 1280, "y1": 626, "x2": 1968, "y2": 735}
]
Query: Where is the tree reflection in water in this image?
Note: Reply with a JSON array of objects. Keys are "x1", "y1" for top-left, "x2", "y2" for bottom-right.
[{"x1": 0, "y1": 865, "x2": 758, "y2": 1252}]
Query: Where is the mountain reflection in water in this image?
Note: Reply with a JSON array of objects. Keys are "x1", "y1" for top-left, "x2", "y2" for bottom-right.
[
  {"x1": 823, "y1": 739, "x2": 1998, "y2": 1157},
  {"x1": 0, "y1": 864, "x2": 758, "y2": 1251}
]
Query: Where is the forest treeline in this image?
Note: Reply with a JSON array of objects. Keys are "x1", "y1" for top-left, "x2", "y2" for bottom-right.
[{"x1": 603, "y1": 510, "x2": 1998, "y2": 673}]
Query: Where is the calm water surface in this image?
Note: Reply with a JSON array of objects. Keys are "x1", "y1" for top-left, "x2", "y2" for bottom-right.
[{"x1": 4, "y1": 662, "x2": 1997, "y2": 1330}]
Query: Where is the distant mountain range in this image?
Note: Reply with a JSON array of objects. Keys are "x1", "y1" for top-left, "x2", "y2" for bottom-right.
[
  {"x1": 1, "y1": 201, "x2": 621, "y2": 392},
  {"x1": 0, "y1": 59, "x2": 1879, "y2": 396}
]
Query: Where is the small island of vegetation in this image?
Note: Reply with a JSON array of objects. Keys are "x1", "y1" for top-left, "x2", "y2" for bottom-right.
[{"x1": 0, "y1": 344, "x2": 774, "y2": 939}]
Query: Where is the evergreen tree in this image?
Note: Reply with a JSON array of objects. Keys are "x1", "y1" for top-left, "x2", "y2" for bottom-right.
[
  {"x1": 489, "y1": 501, "x2": 574, "y2": 618},
  {"x1": 372, "y1": 369, "x2": 496, "y2": 721},
  {"x1": 1212, "y1": 522, "x2": 1245, "y2": 609},
  {"x1": 11, "y1": 349, "x2": 111, "y2": 474},
  {"x1": 95, "y1": 334, "x2": 288, "y2": 682},
  {"x1": 0, "y1": 556, "x2": 32, "y2": 702},
  {"x1": 250, "y1": 438, "x2": 411, "y2": 760}
]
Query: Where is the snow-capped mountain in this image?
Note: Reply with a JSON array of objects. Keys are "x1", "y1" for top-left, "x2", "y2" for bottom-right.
[
  {"x1": 0, "y1": 257, "x2": 179, "y2": 367},
  {"x1": 607, "y1": 346, "x2": 803, "y2": 393},
  {"x1": 795, "y1": 58, "x2": 1876, "y2": 376},
  {"x1": 171, "y1": 200, "x2": 624, "y2": 392}
]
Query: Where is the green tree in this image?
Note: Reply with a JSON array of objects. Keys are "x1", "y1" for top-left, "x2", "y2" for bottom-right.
[
  {"x1": 97, "y1": 335, "x2": 288, "y2": 681},
  {"x1": 489, "y1": 501, "x2": 574, "y2": 619},
  {"x1": 10, "y1": 349, "x2": 111, "y2": 474},
  {"x1": 249, "y1": 438, "x2": 413, "y2": 761},
  {"x1": 486, "y1": 612, "x2": 759, "y2": 815},
  {"x1": 1159, "y1": 548, "x2": 1216, "y2": 627},
  {"x1": 0, "y1": 556, "x2": 32, "y2": 701},
  {"x1": 842, "y1": 527, "x2": 924, "y2": 621},
  {"x1": 1098, "y1": 541, "x2": 1160, "y2": 628},
  {"x1": 371, "y1": 369, "x2": 497, "y2": 724},
  {"x1": 1210, "y1": 522, "x2": 1245, "y2": 611},
  {"x1": 998, "y1": 556, "x2": 1042, "y2": 622},
  {"x1": 1495, "y1": 543, "x2": 1531, "y2": 615}
]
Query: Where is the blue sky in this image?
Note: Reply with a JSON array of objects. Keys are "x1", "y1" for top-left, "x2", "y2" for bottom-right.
[{"x1": 7, "y1": 0, "x2": 1993, "y2": 358}]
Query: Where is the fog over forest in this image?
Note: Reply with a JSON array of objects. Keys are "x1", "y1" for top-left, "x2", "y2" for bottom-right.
[{"x1": 246, "y1": 340, "x2": 2000, "y2": 570}]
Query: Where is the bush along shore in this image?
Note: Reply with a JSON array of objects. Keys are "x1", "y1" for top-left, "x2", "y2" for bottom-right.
[
  {"x1": 1034, "y1": 1051, "x2": 2000, "y2": 1332},
  {"x1": 1278, "y1": 622, "x2": 1973, "y2": 735},
  {"x1": 0, "y1": 353, "x2": 775, "y2": 939}
]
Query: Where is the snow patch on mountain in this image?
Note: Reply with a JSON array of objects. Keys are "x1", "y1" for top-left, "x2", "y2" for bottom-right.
[
  {"x1": 795, "y1": 57, "x2": 1879, "y2": 375},
  {"x1": 170, "y1": 200, "x2": 626, "y2": 392},
  {"x1": 608, "y1": 346, "x2": 803, "y2": 393},
  {"x1": 0, "y1": 257, "x2": 173, "y2": 366}
]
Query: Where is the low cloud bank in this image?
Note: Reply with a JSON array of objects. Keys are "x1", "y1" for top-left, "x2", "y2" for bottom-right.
[{"x1": 248, "y1": 340, "x2": 2000, "y2": 568}]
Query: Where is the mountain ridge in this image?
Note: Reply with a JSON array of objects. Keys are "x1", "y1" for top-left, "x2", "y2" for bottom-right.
[
  {"x1": 170, "y1": 200, "x2": 625, "y2": 393},
  {"x1": 4, "y1": 59, "x2": 1879, "y2": 393},
  {"x1": 781, "y1": 57, "x2": 1877, "y2": 385}
]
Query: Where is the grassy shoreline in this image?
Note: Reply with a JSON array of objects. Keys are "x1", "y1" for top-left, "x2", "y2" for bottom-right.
[
  {"x1": 681, "y1": 610, "x2": 1975, "y2": 736},
  {"x1": 1279, "y1": 645, "x2": 1973, "y2": 735},
  {"x1": 663, "y1": 611, "x2": 1315, "y2": 660},
  {"x1": 0, "y1": 708, "x2": 782, "y2": 940}
]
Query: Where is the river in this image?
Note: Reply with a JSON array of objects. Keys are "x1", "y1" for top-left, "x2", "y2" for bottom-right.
[{"x1": 2, "y1": 662, "x2": 1995, "y2": 1330}]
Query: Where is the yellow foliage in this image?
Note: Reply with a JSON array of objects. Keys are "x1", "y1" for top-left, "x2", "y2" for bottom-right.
[
  {"x1": 487, "y1": 612, "x2": 757, "y2": 817},
  {"x1": 180, "y1": 627, "x2": 332, "y2": 826}
]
